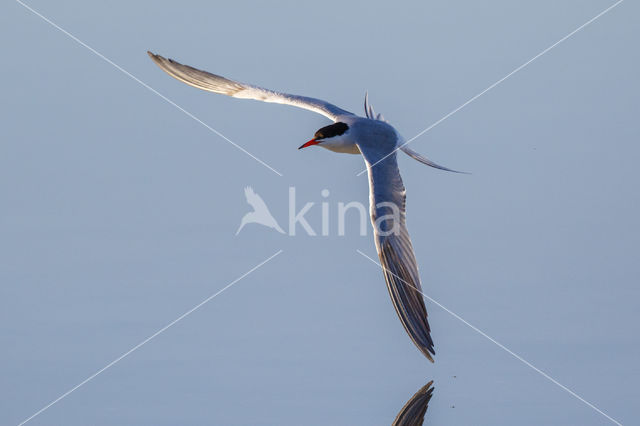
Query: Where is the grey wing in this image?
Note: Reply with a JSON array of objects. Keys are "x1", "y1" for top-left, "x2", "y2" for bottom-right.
[
  {"x1": 148, "y1": 52, "x2": 354, "y2": 121},
  {"x1": 358, "y1": 144, "x2": 435, "y2": 362}
]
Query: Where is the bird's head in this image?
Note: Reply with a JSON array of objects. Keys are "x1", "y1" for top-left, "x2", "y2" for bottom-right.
[{"x1": 298, "y1": 122, "x2": 350, "y2": 150}]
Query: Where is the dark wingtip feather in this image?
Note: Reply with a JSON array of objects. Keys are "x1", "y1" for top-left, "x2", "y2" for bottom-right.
[{"x1": 380, "y1": 238, "x2": 435, "y2": 363}]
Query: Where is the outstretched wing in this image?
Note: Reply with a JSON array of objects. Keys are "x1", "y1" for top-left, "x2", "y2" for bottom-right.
[
  {"x1": 358, "y1": 142, "x2": 435, "y2": 362},
  {"x1": 148, "y1": 52, "x2": 354, "y2": 121}
]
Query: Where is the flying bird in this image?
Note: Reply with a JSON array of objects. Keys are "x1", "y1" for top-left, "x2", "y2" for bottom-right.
[
  {"x1": 236, "y1": 186, "x2": 285, "y2": 235},
  {"x1": 148, "y1": 51, "x2": 463, "y2": 362}
]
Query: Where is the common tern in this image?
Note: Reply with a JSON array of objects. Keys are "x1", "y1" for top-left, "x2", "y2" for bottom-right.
[{"x1": 148, "y1": 51, "x2": 462, "y2": 362}]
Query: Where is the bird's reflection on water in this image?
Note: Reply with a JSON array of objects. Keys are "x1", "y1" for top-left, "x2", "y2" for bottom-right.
[{"x1": 392, "y1": 381, "x2": 434, "y2": 426}]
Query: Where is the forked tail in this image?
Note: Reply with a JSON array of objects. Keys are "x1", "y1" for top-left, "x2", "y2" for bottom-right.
[{"x1": 400, "y1": 145, "x2": 469, "y2": 174}]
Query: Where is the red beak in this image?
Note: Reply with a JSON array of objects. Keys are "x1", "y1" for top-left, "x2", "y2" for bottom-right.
[{"x1": 298, "y1": 139, "x2": 320, "y2": 150}]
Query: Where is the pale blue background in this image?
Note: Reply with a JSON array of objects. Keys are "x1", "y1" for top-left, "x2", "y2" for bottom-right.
[{"x1": 1, "y1": 0, "x2": 638, "y2": 425}]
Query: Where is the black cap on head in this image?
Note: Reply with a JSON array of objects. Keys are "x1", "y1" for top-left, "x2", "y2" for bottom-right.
[{"x1": 314, "y1": 122, "x2": 349, "y2": 140}]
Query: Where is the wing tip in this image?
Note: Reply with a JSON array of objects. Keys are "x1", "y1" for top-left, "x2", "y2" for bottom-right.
[
  {"x1": 147, "y1": 51, "x2": 182, "y2": 69},
  {"x1": 425, "y1": 348, "x2": 435, "y2": 363},
  {"x1": 147, "y1": 50, "x2": 160, "y2": 61},
  {"x1": 147, "y1": 50, "x2": 168, "y2": 68},
  {"x1": 420, "y1": 342, "x2": 435, "y2": 363}
]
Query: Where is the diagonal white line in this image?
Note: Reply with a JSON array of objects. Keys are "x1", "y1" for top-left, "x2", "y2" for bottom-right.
[
  {"x1": 17, "y1": 250, "x2": 283, "y2": 426},
  {"x1": 357, "y1": 0, "x2": 624, "y2": 176},
  {"x1": 15, "y1": 0, "x2": 283, "y2": 177},
  {"x1": 356, "y1": 249, "x2": 623, "y2": 426}
]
